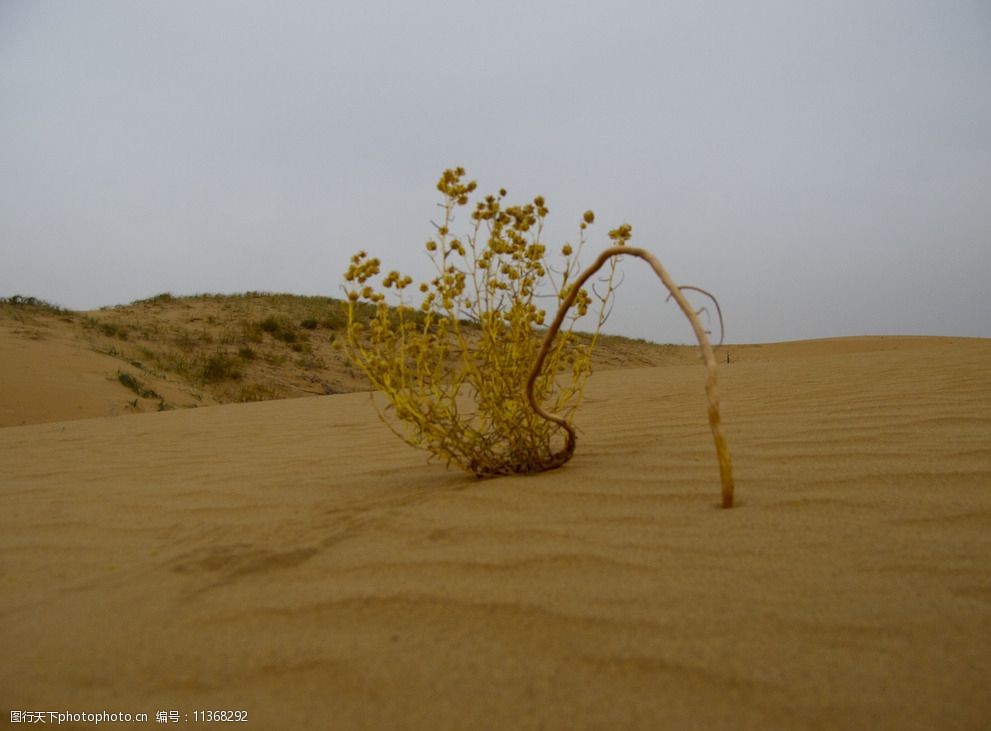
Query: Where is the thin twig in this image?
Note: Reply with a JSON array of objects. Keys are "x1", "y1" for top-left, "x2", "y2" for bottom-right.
[{"x1": 666, "y1": 285, "x2": 725, "y2": 347}]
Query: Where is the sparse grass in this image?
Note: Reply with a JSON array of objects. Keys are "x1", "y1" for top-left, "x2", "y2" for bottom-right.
[
  {"x1": 132, "y1": 292, "x2": 175, "y2": 305},
  {"x1": 296, "y1": 352, "x2": 323, "y2": 370},
  {"x1": 257, "y1": 315, "x2": 306, "y2": 345},
  {"x1": 82, "y1": 316, "x2": 131, "y2": 340},
  {"x1": 0, "y1": 295, "x2": 72, "y2": 316},
  {"x1": 116, "y1": 370, "x2": 163, "y2": 401},
  {"x1": 236, "y1": 384, "x2": 277, "y2": 402},
  {"x1": 241, "y1": 320, "x2": 265, "y2": 343}
]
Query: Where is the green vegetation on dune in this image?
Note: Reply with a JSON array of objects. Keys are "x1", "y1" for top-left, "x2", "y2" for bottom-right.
[
  {"x1": 2, "y1": 291, "x2": 693, "y2": 410},
  {"x1": 1, "y1": 295, "x2": 75, "y2": 320},
  {"x1": 77, "y1": 292, "x2": 363, "y2": 402}
]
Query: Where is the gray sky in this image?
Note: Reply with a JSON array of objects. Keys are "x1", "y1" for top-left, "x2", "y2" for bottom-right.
[{"x1": 2, "y1": 0, "x2": 989, "y2": 344}]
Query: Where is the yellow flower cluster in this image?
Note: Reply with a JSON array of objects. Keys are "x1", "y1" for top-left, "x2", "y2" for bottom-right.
[{"x1": 343, "y1": 168, "x2": 623, "y2": 477}]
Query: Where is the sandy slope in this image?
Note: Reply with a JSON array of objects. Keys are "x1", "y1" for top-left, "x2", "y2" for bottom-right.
[
  {"x1": 0, "y1": 322, "x2": 143, "y2": 426},
  {"x1": 0, "y1": 316, "x2": 217, "y2": 427},
  {"x1": 1, "y1": 336, "x2": 989, "y2": 730}
]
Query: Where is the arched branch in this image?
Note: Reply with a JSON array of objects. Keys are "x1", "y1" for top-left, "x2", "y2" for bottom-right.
[
  {"x1": 667, "y1": 285, "x2": 725, "y2": 347},
  {"x1": 525, "y1": 246, "x2": 735, "y2": 508}
]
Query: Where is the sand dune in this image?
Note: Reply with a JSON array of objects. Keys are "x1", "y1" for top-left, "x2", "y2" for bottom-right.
[
  {"x1": 0, "y1": 294, "x2": 696, "y2": 428},
  {"x1": 2, "y1": 336, "x2": 989, "y2": 729},
  {"x1": 0, "y1": 308, "x2": 219, "y2": 427},
  {"x1": 0, "y1": 321, "x2": 145, "y2": 426}
]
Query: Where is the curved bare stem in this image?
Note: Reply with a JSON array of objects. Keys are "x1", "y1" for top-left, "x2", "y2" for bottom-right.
[
  {"x1": 667, "y1": 285, "x2": 725, "y2": 347},
  {"x1": 525, "y1": 246, "x2": 735, "y2": 508}
]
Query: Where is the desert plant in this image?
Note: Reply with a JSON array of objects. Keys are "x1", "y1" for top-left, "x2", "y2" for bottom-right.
[
  {"x1": 132, "y1": 292, "x2": 175, "y2": 305},
  {"x1": 258, "y1": 315, "x2": 302, "y2": 344},
  {"x1": 83, "y1": 317, "x2": 131, "y2": 340},
  {"x1": 200, "y1": 352, "x2": 242, "y2": 383},
  {"x1": 344, "y1": 167, "x2": 736, "y2": 507},
  {"x1": 259, "y1": 315, "x2": 282, "y2": 335},
  {"x1": 344, "y1": 167, "x2": 621, "y2": 477}
]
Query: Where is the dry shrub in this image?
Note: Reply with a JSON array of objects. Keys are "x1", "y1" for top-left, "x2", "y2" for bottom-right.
[
  {"x1": 344, "y1": 167, "x2": 734, "y2": 507},
  {"x1": 343, "y1": 167, "x2": 619, "y2": 476}
]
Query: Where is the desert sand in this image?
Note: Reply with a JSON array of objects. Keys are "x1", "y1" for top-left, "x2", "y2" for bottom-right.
[{"x1": 2, "y1": 335, "x2": 990, "y2": 729}]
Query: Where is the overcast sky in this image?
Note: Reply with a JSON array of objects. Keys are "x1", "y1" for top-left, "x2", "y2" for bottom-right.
[{"x1": 2, "y1": 0, "x2": 989, "y2": 343}]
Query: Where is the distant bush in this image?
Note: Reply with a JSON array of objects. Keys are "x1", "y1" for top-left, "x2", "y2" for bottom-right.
[
  {"x1": 257, "y1": 315, "x2": 301, "y2": 344},
  {"x1": 200, "y1": 352, "x2": 242, "y2": 383},
  {"x1": 1, "y1": 295, "x2": 72, "y2": 316},
  {"x1": 82, "y1": 317, "x2": 130, "y2": 340},
  {"x1": 132, "y1": 293, "x2": 175, "y2": 305},
  {"x1": 259, "y1": 316, "x2": 281, "y2": 334}
]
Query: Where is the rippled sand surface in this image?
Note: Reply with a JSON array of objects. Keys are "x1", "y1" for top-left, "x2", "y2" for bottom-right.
[{"x1": 2, "y1": 336, "x2": 989, "y2": 729}]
